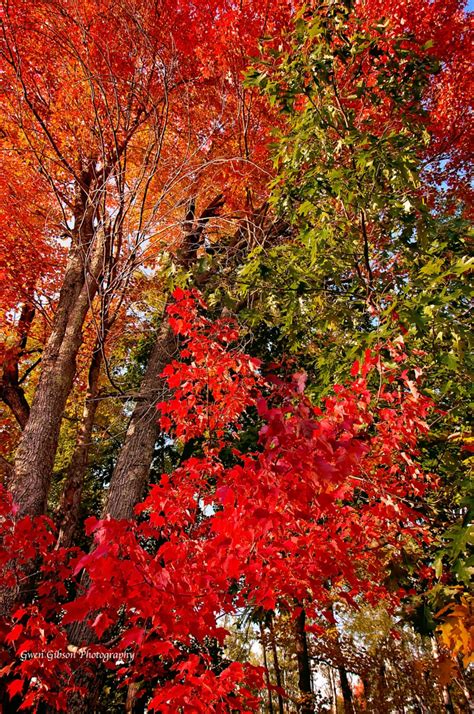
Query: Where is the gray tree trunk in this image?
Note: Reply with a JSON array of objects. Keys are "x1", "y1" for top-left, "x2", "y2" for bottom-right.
[
  {"x1": 102, "y1": 194, "x2": 226, "y2": 520},
  {"x1": 56, "y1": 342, "x2": 103, "y2": 547},
  {"x1": 102, "y1": 320, "x2": 176, "y2": 519},
  {"x1": 10, "y1": 223, "x2": 104, "y2": 516}
]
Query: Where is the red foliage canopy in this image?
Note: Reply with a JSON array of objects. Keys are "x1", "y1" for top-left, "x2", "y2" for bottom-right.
[{"x1": 0, "y1": 291, "x2": 435, "y2": 711}]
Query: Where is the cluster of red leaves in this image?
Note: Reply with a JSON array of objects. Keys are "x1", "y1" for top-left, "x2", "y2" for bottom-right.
[
  {"x1": 157, "y1": 287, "x2": 261, "y2": 444},
  {"x1": 0, "y1": 291, "x2": 436, "y2": 711},
  {"x1": 0, "y1": 488, "x2": 77, "y2": 710},
  {"x1": 354, "y1": 0, "x2": 472, "y2": 157}
]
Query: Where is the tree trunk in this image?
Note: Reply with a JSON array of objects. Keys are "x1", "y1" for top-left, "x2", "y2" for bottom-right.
[
  {"x1": 331, "y1": 603, "x2": 354, "y2": 714},
  {"x1": 0, "y1": 302, "x2": 35, "y2": 429},
  {"x1": 102, "y1": 319, "x2": 176, "y2": 519},
  {"x1": 56, "y1": 342, "x2": 103, "y2": 547},
  {"x1": 10, "y1": 195, "x2": 103, "y2": 517},
  {"x1": 126, "y1": 682, "x2": 146, "y2": 713},
  {"x1": 269, "y1": 616, "x2": 285, "y2": 714},
  {"x1": 361, "y1": 676, "x2": 371, "y2": 713},
  {"x1": 61, "y1": 321, "x2": 177, "y2": 714},
  {"x1": 295, "y1": 607, "x2": 314, "y2": 714},
  {"x1": 0, "y1": 375, "x2": 30, "y2": 430},
  {"x1": 329, "y1": 666, "x2": 338, "y2": 713},
  {"x1": 260, "y1": 622, "x2": 275, "y2": 714},
  {"x1": 338, "y1": 665, "x2": 355, "y2": 714},
  {"x1": 102, "y1": 194, "x2": 225, "y2": 520}
]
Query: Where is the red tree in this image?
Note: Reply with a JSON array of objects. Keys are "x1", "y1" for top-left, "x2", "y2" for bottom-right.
[{"x1": 0, "y1": 291, "x2": 435, "y2": 712}]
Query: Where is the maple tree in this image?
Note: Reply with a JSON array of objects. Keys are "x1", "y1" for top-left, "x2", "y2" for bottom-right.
[
  {"x1": 0, "y1": 0, "x2": 294, "y2": 518},
  {"x1": 240, "y1": 1, "x2": 472, "y2": 701},
  {"x1": 0, "y1": 0, "x2": 472, "y2": 712},
  {"x1": 0, "y1": 290, "x2": 439, "y2": 712}
]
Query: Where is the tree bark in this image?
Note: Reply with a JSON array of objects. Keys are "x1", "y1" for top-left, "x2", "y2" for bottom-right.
[
  {"x1": 63, "y1": 197, "x2": 227, "y2": 714},
  {"x1": 9, "y1": 189, "x2": 103, "y2": 517},
  {"x1": 260, "y1": 622, "x2": 275, "y2": 714},
  {"x1": 269, "y1": 616, "x2": 285, "y2": 714},
  {"x1": 102, "y1": 194, "x2": 225, "y2": 520},
  {"x1": 62, "y1": 323, "x2": 176, "y2": 714},
  {"x1": 338, "y1": 665, "x2": 355, "y2": 714},
  {"x1": 126, "y1": 682, "x2": 146, "y2": 713},
  {"x1": 0, "y1": 302, "x2": 35, "y2": 429},
  {"x1": 332, "y1": 604, "x2": 355, "y2": 714},
  {"x1": 11, "y1": 256, "x2": 101, "y2": 516},
  {"x1": 0, "y1": 377, "x2": 30, "y2": 430},
  {"x1": 56, "y1": 342, "x2": 103, "y2": 547},
  {"x1": 102, "y1": 319, "x2": 176, "y2": 519},
  {"x1": 329, "y1": 666, "x2": 338, "y2": 713},
  {"x1": 295, "y1": 607, "x2": 314, "y2": 714}
]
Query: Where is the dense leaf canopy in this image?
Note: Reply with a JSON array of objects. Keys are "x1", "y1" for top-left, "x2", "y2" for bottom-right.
[{"x1": 0, "y1": 0, "x2": 472, "y2": 711}]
